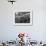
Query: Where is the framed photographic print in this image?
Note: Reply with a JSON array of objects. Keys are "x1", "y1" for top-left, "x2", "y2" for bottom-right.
[{"x1": 14, "y1": 10, "x2": 33, "y2": 26}]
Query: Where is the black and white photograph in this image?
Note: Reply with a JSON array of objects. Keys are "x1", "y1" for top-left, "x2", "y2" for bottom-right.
[{"x1": 15, "y1": 11, "x2": 32, "y2": 26}]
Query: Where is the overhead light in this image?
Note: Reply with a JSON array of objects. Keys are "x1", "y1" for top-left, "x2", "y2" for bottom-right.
[{"x1": 8, "y1": 0, "x2": 16, "y2": 4}]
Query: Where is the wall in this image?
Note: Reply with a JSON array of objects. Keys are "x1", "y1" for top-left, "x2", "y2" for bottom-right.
[{"x1": 0, "y1": 0, "x2": 46, "y2": 41}]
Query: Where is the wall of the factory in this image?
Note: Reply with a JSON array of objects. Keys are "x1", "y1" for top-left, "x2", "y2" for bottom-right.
[{"x1": 0, "y1": 0, "x2": 46, "y2": 41}]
